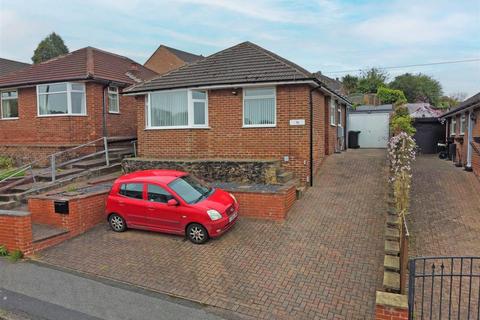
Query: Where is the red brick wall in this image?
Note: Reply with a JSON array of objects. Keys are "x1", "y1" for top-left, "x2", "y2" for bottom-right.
[
  {"x1": 324, "y1": 97, "x2": 346, "y2": 155},
  {"x1": 0, "y1": 82, "x2": 137, "y2": 163},
  {"x1": 28, "y1": 191, "x2": 108, "y2": 237},
  {"x1": 472, "y1": 109, "x2": 480, "y2": 177},
  {"x1": 0, "y1": 213, "x2": 32, "y2": 254},
  {"x1": 144, "y1": 46, "x2": 188, "y2": 75},
  {"x1": 137, "y1": 84, "x2": 328, "y2": 185},
  {"x1": 230, "y1": 185, "x2": 297, "y2": 220},
  {"x1": 375, "y1": 305, "x2": 408, "y2": 320}
]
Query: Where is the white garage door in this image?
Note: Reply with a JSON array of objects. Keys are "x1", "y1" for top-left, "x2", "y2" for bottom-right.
[{"x1": 348, "y1": 113, "x2": 390, "y2": 148}]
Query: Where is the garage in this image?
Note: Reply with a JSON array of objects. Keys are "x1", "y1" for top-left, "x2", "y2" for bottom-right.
[
  {"x1": 348, "y1": 105, "x2": 392, "y2": 148},
  {"x1": 408, "y1": 103, "x2": 445, "y2": 154}
]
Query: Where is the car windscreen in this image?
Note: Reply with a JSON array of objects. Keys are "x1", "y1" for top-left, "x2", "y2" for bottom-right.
[{"x1": 168, "y1": 175, "x2": 211, "y2": 204}]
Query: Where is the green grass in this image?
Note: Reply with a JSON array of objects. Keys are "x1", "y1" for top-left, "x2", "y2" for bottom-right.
[{"x1": 0, "y1": 169, "x2": 25, "y2": 180}]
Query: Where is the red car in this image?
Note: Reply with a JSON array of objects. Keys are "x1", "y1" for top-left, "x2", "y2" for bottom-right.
[{"x1": 105, "y1": 170, "x2": 238, "y2": 244}]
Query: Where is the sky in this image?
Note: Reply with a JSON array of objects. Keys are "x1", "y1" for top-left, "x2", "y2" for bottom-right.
[{"x1": 0, "y1": 0, "x2": 479, "y2": 97}]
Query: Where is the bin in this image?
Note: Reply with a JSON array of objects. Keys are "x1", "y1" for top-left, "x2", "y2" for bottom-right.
[{"x1": 348, "y1": 131, "x2": 361, "y2": 149}]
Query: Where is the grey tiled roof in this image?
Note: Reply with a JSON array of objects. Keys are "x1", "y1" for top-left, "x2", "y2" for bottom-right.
[
  {"x1": 163, "y1": 45, "x2": 203, "y2": 63},
  {"x1": 314, "y1": 73, "x2": 344, "y2": 95},
  {"x1": 441, "y1": 92, "x2": 480, "y2": 117},
  {"x1": 125, "y1": 41, "x2": 314, "y2": 93}
]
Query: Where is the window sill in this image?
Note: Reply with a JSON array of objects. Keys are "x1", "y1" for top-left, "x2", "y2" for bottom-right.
[
  {"x1": 145, "y1": 126, "x2": 210, "y2": 130},
  {"x1": 330, "y1": 124, "x2": 337, "y2": 127},
  {"x1": 37, "y1": 114, "x2": 87, "y2": 118},
  {"x1": 242, "y1": 125, "x2": 276, "y2": 128},
  {"x1": 108, "y1": 111, "x2": 121, "y2": 115},
  {"x1": 0, "y1": 117, "x2": 19, "y2": 121}
]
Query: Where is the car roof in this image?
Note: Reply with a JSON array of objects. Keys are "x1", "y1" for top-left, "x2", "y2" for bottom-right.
[{"x1": 115, "y1": 170, "x2": 188, "y2": 185}]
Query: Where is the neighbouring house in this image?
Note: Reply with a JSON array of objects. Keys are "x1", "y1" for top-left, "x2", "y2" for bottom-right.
[
  {"x1": 407, "y1": 103, "x2": 445, "y2": 154},
  {"x1": 143, "y1": 44, "x2": 203, "y2": 75},
  {"x1": 441, "y1": 92, "x2": 480, "y2": 176},
  {"x1": 0, "y1": 57, "x2": 30, "y2": 77},
  {"x1": 0, "y1": 47, "x2": 157, "y2": 164},
  {"x1": 123, "y1": 41, "x2": 351, "y2": 187}
]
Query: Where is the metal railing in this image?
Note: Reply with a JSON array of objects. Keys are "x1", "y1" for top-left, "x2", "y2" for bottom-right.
[
  {"x1": 400, "y1": 216, "x2": 410, "y2": 294},
  {"x1": 408, "y1": 256, "x2": 480, "y2": 319}
]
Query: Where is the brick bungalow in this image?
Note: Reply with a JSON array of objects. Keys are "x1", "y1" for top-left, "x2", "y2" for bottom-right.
[
  {"x1": 143, "y1": 44, "x2": 203, "y2": 75},
  {"x1": 124, "y1": 42, "x2": 350, "y2": 187},
  {"x1": 0, "y1": 47, "x2": 157, "y2": 164},
  {"x1": 441, "y1": 92, "x2": 480, "y2": 177}
]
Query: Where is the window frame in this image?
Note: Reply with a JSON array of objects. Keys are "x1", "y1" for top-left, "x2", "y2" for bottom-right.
[
  {"x1": 450, "y1": 117, "x2": 456, "y2": 136},
  {"x1": 242, "y1": 86, "x2": 277, "y2": 128},
  {"x1": 330, "y1": 98, "x2": 336, "y2": 127},
  {"x1": 146, "y1": 89, "x2": 209, "y2": 130},
  {"x1": 337, "y1": 107, "x2": 342, "y2": 128},
  {"x1": 36, "y1": 82, "x2": 87, "y2": 117},
  {"x1": 108, "y1": 86, "x2": 120, "y2": 114},
  {"x1": 460, "y1": 113, "x2": 466, "y2": 135},
  {"x1": 0, "y1": 90, "x2": 19, "y2": 120}
]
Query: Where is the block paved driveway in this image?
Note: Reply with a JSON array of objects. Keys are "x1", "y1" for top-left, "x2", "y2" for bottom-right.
[
  {"x1": 37, "y1": 149, "x2": 387, "y2": 319},
  {"x1": 409, "y1": 156, "x2": 480, "y2": 257}
]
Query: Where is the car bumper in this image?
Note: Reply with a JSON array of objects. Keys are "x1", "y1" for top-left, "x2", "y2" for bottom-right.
[{"x1": 207, "y1": 212, "x2": 238, "y2": 238}]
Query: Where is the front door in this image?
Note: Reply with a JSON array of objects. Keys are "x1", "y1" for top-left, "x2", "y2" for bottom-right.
[{"x1": 145, "y1": 184, "x2": 182, "y2": 232}]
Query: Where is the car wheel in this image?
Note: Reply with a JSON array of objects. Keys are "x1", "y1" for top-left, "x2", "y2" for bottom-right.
[
  {"x1": 109, "y1": 214, "x2": 127, "y2": 232},
  {"x1": 187, "y1": 223, "x2": 209, "y2": 244}
]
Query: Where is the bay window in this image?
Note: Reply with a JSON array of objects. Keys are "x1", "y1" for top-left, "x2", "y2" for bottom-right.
[
  {"x1": 108, "y1": 86, "x2": 119, "y2": 113},
  {"x1": 147, "y1": 89, "x2": 208, "y2": 128},
  {"x1": 1, "y1": 90, "x2": 18, "y2": 119},
  {"x1": 37, "y1": 82, "x2": 86, "y2": 116},
  {"x1": 243, "y1": 87, "x2": 276, "y2": 127}
]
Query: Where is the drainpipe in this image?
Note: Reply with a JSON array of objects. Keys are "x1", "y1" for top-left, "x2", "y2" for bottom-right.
[
  {"x1": 466, "y1": 109, "x2": 474, "y2": 171},
  {"x1": 309, "y1": 85, "x2": 321, "y2": 187}
]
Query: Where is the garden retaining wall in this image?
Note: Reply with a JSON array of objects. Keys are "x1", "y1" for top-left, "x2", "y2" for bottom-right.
[{"x1": 0, "y1": 210, "x2": 33, "y2": 254}]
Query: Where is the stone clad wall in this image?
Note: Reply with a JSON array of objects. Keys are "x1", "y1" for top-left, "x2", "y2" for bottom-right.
[{"x1": 122, "y1": 158, "x2": 281, "y2": 184}]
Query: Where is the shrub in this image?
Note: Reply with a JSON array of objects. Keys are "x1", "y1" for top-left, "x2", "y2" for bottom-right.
[
  {"x1": 0, "y1": 156, "x2": 14, "y2": 169},
  {"x1": 391, "y1": 115, "x2": 416, "y2": 136},
  {"x1": 377, "y1": 87, "x2": 407, "y2": 105},
  {"x1": 8, "y1": 249, "x2": 23, "y2": 263},
  {"x1": 0, "y1": 245, "x2": 8, "y2": 257}
]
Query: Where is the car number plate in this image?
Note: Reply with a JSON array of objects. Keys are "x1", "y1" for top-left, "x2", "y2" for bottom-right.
[{"x1": 229, "y1": 212, "x2": 237, "y2": 222}]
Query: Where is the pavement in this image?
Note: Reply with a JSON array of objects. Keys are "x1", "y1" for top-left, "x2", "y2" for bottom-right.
[
  {"x1": 0, "y1": 258, "x2": 230, "y2": 320},
  {"x1": 409, "y1": 155, "x2": 480, "y2": 257},
  {"x1": 36, "y1": 149, "x2": 387, "y2": 319}
]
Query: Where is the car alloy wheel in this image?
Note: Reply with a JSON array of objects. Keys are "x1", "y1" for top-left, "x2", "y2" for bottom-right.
[
  {"x1": 109, "y1": 214, "x2": 126, "y2": 232},
  {"x1": 187, "y1": 223, "x2": 208, "y2": 244}
]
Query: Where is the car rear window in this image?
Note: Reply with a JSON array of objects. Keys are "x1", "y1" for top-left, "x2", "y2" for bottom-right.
[{"x1": 119, "y1": 183, "x2": 143, "y2": 200}]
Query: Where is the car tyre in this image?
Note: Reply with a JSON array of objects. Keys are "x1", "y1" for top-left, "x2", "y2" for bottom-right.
[
  {"x1": 109, "y1": 213, "x2": 127, "y2": 232},
  {"x1": 187, "y1": 223, "x2": 209, "y2": 244}
]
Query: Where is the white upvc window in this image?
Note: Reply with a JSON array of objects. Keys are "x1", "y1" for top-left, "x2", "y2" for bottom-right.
[
  {"x1": 243, "y1": 87, "x2": 276, "y2": 127},
  {"x1": 108, "y1": 86, "x2": 120, "y2": 113},
  {"x1": 146, "y1": 89, "x2": 208, "y2": 129},
  {"x1": 337, "y1": 107, "x2": 342, "y2": 127},
  {"x1": 330, "y1": 98, "x2": 336, "y2": 126},
  {"x1": 450, "y1": 117, "x2": 456, "y2": 136},
  {"x1": 1, "y1": 90, "x2": 19, "y2": 119},
  {"x1": 460, "y1": 114, "x2": 466, "y2": 135},
  {"x1": 37, "y1": 82, "x2": 86, "y2": 116}
]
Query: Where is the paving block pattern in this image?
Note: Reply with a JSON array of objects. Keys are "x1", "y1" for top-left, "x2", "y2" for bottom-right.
[{"x1": 38, "y1": 149, "x2": 387, "y2": 319}]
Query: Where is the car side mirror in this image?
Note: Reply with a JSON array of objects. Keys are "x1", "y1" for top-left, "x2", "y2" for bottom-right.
[{"x1": 167, "y1": 199, "x2": 178, "y2": 206}]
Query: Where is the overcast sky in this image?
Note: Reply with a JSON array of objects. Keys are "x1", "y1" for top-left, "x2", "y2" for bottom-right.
[{"x1": 1, "y1": 0, "x2": 479, "y2": 97}]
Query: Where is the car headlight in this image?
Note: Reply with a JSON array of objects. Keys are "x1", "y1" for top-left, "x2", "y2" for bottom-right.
[
  {"x1": 207, "y1": 209, "x2": 222, "y2": 221},
  {"x1": 229, "y1": 193, "x2": 237, "y2": 204}
]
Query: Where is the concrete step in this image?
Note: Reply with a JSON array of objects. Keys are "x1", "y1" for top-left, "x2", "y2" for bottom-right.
[
  {"x1": 32, "y1": 223, "x2": 69, "y2": 243},
  {"x1": 387, "y1": 215, "x2": 399, "y2": 228},
  {"x1": 385, "y1": 240, "x2": 400, "y2": 256},
  {"x1": 36, "y1": 168, "x2": 85, "y2": 181},
  {"x1": 385, "y1": 227, "x2": 400, "y2": 241},
  {"x1": 72, "y1": 157, "x2": 121, "y2": 169},
  {"x1": 0, "y1": 200, "x2": 17, "y2": 210},
  {"x1": 277, "y1": 171, "x2": 294, "y2": 183},
  {"x1": 383, "y1": 271, "x2": 401, "y2": 293},
  {"x1": 8, "y1": 182, "x2": 51, "y2": 193},
  {"x1": 296, "y1": 186, "x2": 306, "y2": 200},
  {"x1": 384, "y1": 255, "x2": 400, "y2": 272}
]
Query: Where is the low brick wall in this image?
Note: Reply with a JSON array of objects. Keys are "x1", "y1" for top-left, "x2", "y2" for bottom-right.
[
  {"x1": 122, "y1": 157, "x2": 280, "y2": 184},
  {"x1": 0, "y1": 210, "x2": 33, "y2": 254},
  {"x1": 28, "y1": 189, "x2": 109, "y2": 238},
  {"x1": 215, "y1": 183, "x2": 297, "y2": 220},
  {"x1": 375, "y1": 291, "x2": 408, "y2": 320},
  {"x1": 375, "y1": 305, "x2": 408, "y2": 319}
]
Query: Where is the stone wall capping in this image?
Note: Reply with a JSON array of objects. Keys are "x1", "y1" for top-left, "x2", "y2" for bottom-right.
[
  {"x1": 376, "y1": 291, "x2": 408, "y2": 309},
  {"x1": 383, "y1": 271, "x2": 401, "y2": 293},
  {"x1": 384, "y1": 255, "x2": 400, "y2": 272},
  {"x1": 0, "y1": 209, "x2": 30, "y2": 217}
]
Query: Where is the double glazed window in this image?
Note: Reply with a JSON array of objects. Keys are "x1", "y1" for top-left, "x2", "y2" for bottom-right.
[
  {"x1": 460, "y1": 114, "x2": 466, "y2": 135},
  {"x1": 108, "y1": 87, "x2": 119, "y2": 113},
  {"x1": 330, "y1": 98, "x2": 336, "y2": 126},
  {"x1": 147, "y1": 89, "x2": 207, "y2": 128},
  {"x1": 1, "y1": 91, "x2": 18, "y2": 119},
  {"x1": 243, "y1": 87, "x2": 276, "y2": 127},
  {"x1": 37, "y1": 82, "x2": 86, "y2": 116},
  {"x1": 337, "y1": 107, "x2": 342, "y2": 127},
  {"x1": 450, "y1": 117, "x2": 457, "y2": 135}
]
